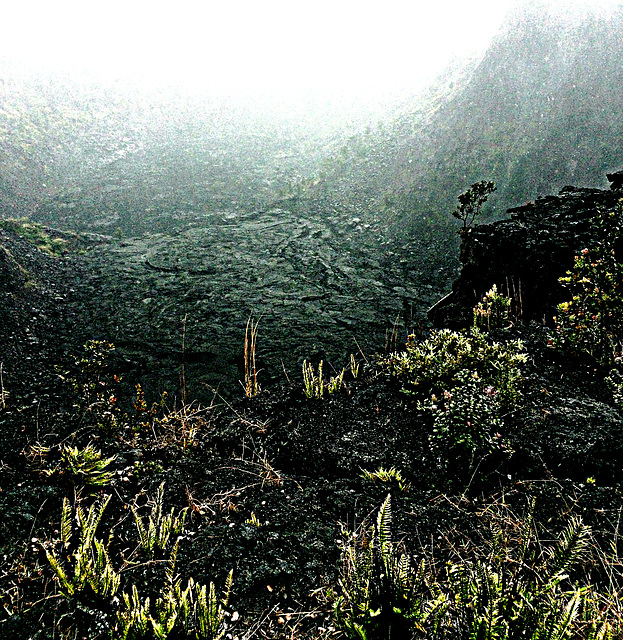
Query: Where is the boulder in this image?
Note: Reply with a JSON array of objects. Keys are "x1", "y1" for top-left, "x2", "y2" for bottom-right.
[{"x1": 429, "y1": 177, "x2": 623, "y2": 329}]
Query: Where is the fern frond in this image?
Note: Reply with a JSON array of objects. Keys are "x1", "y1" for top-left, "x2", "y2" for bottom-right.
[
  {"x1": 45, "y1": 549, "x2": 74, "y2": 596},
  {"x1": 90, "y1": 537, "x2": 120, "y2": 597},
  {"x1": 396, "y1": 553, "x2": 411, "y2": 598},
  {"x1": 547, "y1": 516, "x2": 591, "y2": 584},
  {"x1": 157, "y1": 510, "x2": 172, "y2": 550},
  {"x1": 60, "y1": 497, "x2": 72, "y2": 547},
  {"x1": 196, "y1": 582, "x2": 209, "y2": 638},
  {"x1": 81, "y1": 494, "x2": 110, "y2": 548},
  {"x1": 154, "y1": 482, "x2": 165, "y2": 525},
  {"x1": 222, "y1": 569, "x2": 233, "y2": 608},
  {"x1": 76, "y1": 502, "x2": 86, "y2": 534},
  {"x1": 542, "y1": 590, "x2": 582, "y2": 640},
  {"x1": 172, "y1": 507, "x2": 188, "y2": 537},
  {"x1": 377, "y1": 493, "x2": 392, "y2": 557},
  {"x1": 131, "y1": 505, "x2": 149, "y2": 551},
  {"x1": 147, "y1": 515, "x2": 157, "y2": 554},
  {"x1": 208, "y1": 581, "x2": 220, "y2": 636},
  {"x1": 197, "y1": 581, "x2": 223, "y2": 640},
  {"x1": 165, "y1": 539, "x2": 179, "y2": 585}
]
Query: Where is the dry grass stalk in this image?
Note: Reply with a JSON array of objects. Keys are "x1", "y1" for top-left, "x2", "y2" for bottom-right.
[
  {"x1": 243, "y1": 316, "x2": 261, "y2": 397},
  {"x1": 0, "y1": 362, "x2": 6, "y2": 409}
]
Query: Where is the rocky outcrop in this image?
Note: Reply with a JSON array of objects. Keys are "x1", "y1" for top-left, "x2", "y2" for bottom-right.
[{"x1": 429, "y1": 173, "x2": 623, "y2": 328}]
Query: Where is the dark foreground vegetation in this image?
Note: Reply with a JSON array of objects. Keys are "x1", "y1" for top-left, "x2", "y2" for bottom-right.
[{"x1": 2, "y1": 178, "x2": 623, "y2": 640}]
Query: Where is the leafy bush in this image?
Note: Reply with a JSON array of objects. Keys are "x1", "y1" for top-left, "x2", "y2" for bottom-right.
[
  {"x1": 384, "y1": 328, "x2": 525, "y2": 406},
  {"x1": 383, "y1": 328, "x2": 525, "y2": 464},
  {"x1": 426, "y1": 371, "x2": 511, "y2": 463},
  {"x1": 473, "y1": 284, "x2": 512, "y2": 331},
  {"x1": 554, "y1": 201, "x2": 623, "y2": 367},
  {"x1": 58, "y1": 340, "x2": 123, "y2": 434}
]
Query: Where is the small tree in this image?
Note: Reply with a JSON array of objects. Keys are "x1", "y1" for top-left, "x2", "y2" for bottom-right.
[{"x1": 452, "y1": 180, "x2": 496, "y2": 231}]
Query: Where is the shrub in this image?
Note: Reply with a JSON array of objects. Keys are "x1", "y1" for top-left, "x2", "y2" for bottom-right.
[
  {"x1": 383, "y1": 328, "x2": 524, "y2": 465},
  {"x1": 426, "y1": 371, "x2": 511, "y2": 464},
  {"x1": 473, "y1": 284, "x2": 512, "y2": 331},
  {"x1": 554, "y1": 200, "x2": 623, "y2": 367},
  {"x1": 383, "y1": 327, "x2": 526, "y2": 409},
  {"x1": 57, "y1": 340, "x2": 123, "y2": 434},
  {"x1": 0, "y1": 217, "x2": 70, "y2": 257}
]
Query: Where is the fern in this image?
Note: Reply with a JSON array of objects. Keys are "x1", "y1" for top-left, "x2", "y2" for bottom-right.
[
  {"x1": 132, "y1": 482, "x2": 188, "y2": 557},
  {"x1": 548, "y1": 590, "x2": 582, "y2": 640},
  {"x1": 88, "y1": 538, "x2": 120, "y2": 598},
  {"x1": 46, "y1": 486, "x2": 233, "y2": 640},
  {"x1": 332, "y1": 495, "x2": 440, "y2": 638},
  {"x1": 61, "y1": 443, "x2": 116, "y2": 486},
  {"x1": 377, "y1": 494, "x2": 392, "y2": 562},
  {"x1": 361, "y1": 467, "x2": 411, "y2": 492},
  {"x1": 44, "y1": 548, "x2": 75, "y2": 597},
  {"x1": 546, "y1": 516, "x2": 591, "y2": 585},
  {"x1": 60, "y1": 497, "x2": 72, "y2": 547},
  {"x1": 196, "y1": 569, "x2": 233, "y2": 640},
  {"x1": 76, "y1": 494, "x2": 110, "y2": 549}
]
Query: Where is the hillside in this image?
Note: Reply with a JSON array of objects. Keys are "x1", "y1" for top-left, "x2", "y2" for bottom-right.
[
  {"x1": 2, "y1": 177, "x2": 623, "y2": 638},
  {"x1": 312, "y1": 2, "x2": 623, "y2": 229},
  {"x1": 3, "y1": 4, "x2": 623, "y2": 636}
]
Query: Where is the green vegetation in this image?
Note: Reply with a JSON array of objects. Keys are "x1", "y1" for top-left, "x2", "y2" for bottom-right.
[
  {"x1": 452, "y1": 180, "x2": 497, "y2": 232},
  {"x1": 302, "y1": 358, "x2": 350, "y2": 398},
  {"x1": 384, "y1": 327, "x2": 525, "y2": 406},
  {"x1": 58, "y1": 444, "x2": 117, "y2": 488},
  {"x1": 331, "y1": 496, "x2": 623, "y2": 639},
  {"x1": 331, "y1": 494, "x2": 444, "y2": 639},
  {"x1": 554, "y1": 201, "x2": 623, "y2": 368},
  {"x1": 57, "y1": 340, "x2": 123, "y2": 434},
  {"x1": 43, "y1": 485, "x2": 233, "y2": 640},
  {"x1": 473, "y1": 284, "x2": 512, "y2": 331},
  {"x1": 242, "y1": 316, "x2": 261, "y2": 398},
  {"x1": 0, "y1": 218, "x2": 71, "y2": 257},
  {"x1": 360, "y1": 467, "x2": 411, "y2": 493},
  {"x1": 303, "y1": 359, "x2": 324, "y2": 398},
  {"x1": 3, "y1": 286, "x2": 623, "y2": 639},
  {"x1": 382, "y1": 325, "x2": 525, "y2": 467},
  {"x1": 4, "y1": 189, "x2": 623, "y2": 640}
]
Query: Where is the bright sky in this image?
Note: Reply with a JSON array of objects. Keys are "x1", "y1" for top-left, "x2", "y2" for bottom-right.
[
  {"x1": 1, "y1": 0, "x2": 618, "y2": 101},
  {"x1": 2, "y1": 1, "x2": 513, "y2": 97}
]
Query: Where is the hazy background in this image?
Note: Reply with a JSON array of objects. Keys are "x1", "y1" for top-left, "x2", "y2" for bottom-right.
[
  {"x1": 2, "y1": 0, "x2": 517, "y2": 102},
  {"x1": 2, "y1": 0, "x2": 622, "y2": 222},
  {"x1": 2, "y1": 0, "x2": 623, "y2": 398}
]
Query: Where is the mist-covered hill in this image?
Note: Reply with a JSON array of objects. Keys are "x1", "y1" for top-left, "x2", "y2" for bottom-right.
[
  {"x1": 313, "y1": 2, "x2": 623, "y2": 229},
  {"x1": 3, "y1": 2, "x2": 623, "y2": 238},
  {"x1": 0, "y1": 67, "x2": 365, "y2": 228}
]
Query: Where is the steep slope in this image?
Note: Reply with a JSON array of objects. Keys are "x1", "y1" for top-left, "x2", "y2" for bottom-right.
[{"x1": 315, "y1": 2, "x2": 623, "y2": 230}]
